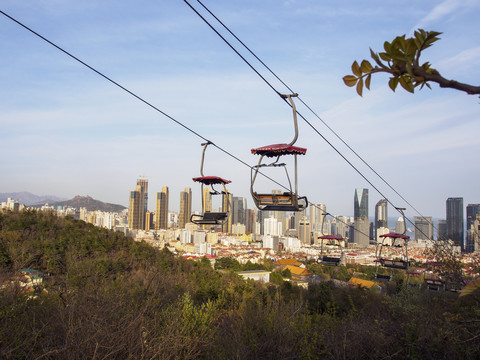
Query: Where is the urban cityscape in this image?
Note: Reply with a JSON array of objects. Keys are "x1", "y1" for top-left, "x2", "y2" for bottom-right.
[
  {"x1": 1, "y1": 1, "x2": 480, "y2": 357},
  {"x1": 4, "y1": 178, "x2": 478, "y2": 275}
]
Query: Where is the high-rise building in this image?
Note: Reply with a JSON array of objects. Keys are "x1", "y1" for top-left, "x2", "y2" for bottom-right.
[
  {"x1": 437, "y1": 219, "x2": 447, "y2": 240},
  {"x1": 375, "y1": 199, "x2": 388, "y2": 240},
  {"x1": 264, "y1": 216, "x2": 279, "y2": 236},
  {"x1": 446, "y1": 197, "x2": 464, "y2": 251},
  {"x1": 232, "y1": 196, "x2": 246, "y2": 225},
  {"x1": 354, "y1": 188, "x2": 368, "y2": 218},
  {"x1": 395, "y1": 217, "x2": 405, "y2": 234},
  {"x1": 353, "y1": 218, "x2": 370, "y2": 248},
  {"x1": 257, "y1": 210, "x2": 267, "y2": 235},
  {"x1": 128, "y1": 189, "x2": 141, "y2": 230},
  {"x1": 155, "y1": 187, "x2": 169, "y2": 230},
  {"x1": 299, "y1": 216, "x2": 311, "y2": 244},
  {"x1": 466, "y1": 204, "x2": 480, "y2": 231},
  {"x1": 128, "y1": 179, "x2": 149, "y2": 230},
  {"x1": 353, "y1": 188, "x2": 369, "y2": 247},
  {"x1": 294, "y1": 209, "x2": 307, "y2": 231},
  {"x1": 222, "y1": 191, "x2": 232, "y2": 233},
  {"x1": 414, "y1": 216, "x2": 433, "y2": 241},
  {"x1": 465, "y1": 204, "x2": 480, "y2": 253},
  {"x1": 245, "y1": 209, "x2": 255, "y2": 234},
  {"x1": 179, "y1": 188, "x2": 192, "y2": 229},
  {"x1": 203, "y1": 187, "x2": 212, "y2": 213},
  {"x1": 136, "y1": 178, "x2": 148, "y2": 230},
  {"x1": 309, "y1": 203, "x2": 326, "y2": 233}
]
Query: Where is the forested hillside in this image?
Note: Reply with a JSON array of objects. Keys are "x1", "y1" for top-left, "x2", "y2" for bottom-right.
[{"x1": 1, "y1": 210, "x2": 479, "y2": 359}]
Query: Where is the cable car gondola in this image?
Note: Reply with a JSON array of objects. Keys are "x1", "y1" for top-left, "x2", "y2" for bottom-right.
[
  {"x1": 375, "y1": 208, "x2": 410, "y2": 281},
  {"x1": 190, "y1": 142, "x2": 231, "y2": 226},
  {"x1": 250, "y1": 93, "x2": 307, "y2": 211}
]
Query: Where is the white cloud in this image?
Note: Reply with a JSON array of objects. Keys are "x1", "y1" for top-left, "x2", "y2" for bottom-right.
[
  {"x1": 413, "y1": 0, "x2": 462, "y2": 29},
  {"x1": 436, "y1": 46, "x2": 480, "y2": 73}
]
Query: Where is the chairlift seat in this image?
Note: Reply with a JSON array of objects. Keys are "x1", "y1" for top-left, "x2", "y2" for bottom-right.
[
  {"x1": 381, "y1": 259, "x2": 409, "y2": 269},
  {"x1": 321, "y1": 256, "x2": 341, "y2": 266},
  {"x1": 251, "y1": 144, "x2": 307, "y2": 157},
  {"x1": 252, "y1": 193, "x2": 307, "y2": 211},
  {"x1": 190, "y1": 211, "x2": 228, "y2": 225},
  {"x1": 425, "y1": 278, "x2": 444, "y2": 291}
]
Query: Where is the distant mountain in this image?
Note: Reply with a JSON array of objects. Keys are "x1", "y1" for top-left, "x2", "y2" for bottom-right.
[
  {"x1": 0, "y1": 192, "x2": 67, "y2": 206},
  {"x1": 47, "y1": 195, "x2": 126, "y2": 213}
]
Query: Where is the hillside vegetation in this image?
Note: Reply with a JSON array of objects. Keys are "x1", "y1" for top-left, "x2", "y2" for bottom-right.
[{"x1": 1, "y1": 210, "x2": 479, "y2": 359}]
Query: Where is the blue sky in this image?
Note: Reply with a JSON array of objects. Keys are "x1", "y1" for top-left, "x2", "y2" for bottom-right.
[{"x1": 1, "y1": 0, "x2": 479, "y2": 219}]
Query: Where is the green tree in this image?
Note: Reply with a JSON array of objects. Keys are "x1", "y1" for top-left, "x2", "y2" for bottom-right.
[
  {"x1": 343, "y1": 29, "x2": 480, "y2": 97},
  {"x1": 214, "y1": 257, "x2": 241, "y2": 271}
]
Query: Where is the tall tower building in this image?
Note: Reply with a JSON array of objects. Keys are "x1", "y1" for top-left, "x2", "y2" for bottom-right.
[
  {"x1": 264, "y1": 216, "x2": 279, "y2": 236},
  {"x1": 222, "y1": 191, "x2": 232, "y2": 233},
  {"x1": 437, "y1": 219, "x2": 447, "y2": 240},
  {"x1": 309, "y1": 203, "x2": 326, "y2": 233},
  {"x1": 466, "y1": 204, "x2": 480, "y2": 253},
  {"x1": 414, "y1": 216, "x2": 433, "y2": 241},
  {"x1": 155, "y1": 187, "x2": 169, "y2": 230},
  {"x1": 136, "y1": 178, "x2": 148, "y2": 230},
  {"x1": 375, "y1": 199, "x2": 388, "y2": 241},
  {"x1": 128, "y1": 189, "x2": 141, "y2": 230},
  {"x1": 232, "y1": 196, "x2": 247, "y2": 225},
  {"x1": 353, "y1": 188, "x2": 369, "y2": 247},
  {"x1": 446, "y1": 197, "x2": 464, "y2": 251},
  {"x1": 245, "y1": 209, "x2": 255, "y2": 234},
  {"x1": 179, "y1": 188, "x2": 192, "y2": 229},
  {"x1": 203, "y1": 187, "x2": 212, "y2": 213},
  {"x1": 257, "y1": 210, "x2": 267, "y2": 235},
  {"x1": 354, "y1": 188, "x2": 368, "y2": 218},
  {"x1": 299, "y1": 216, "x2": 311, "y2": 244}
]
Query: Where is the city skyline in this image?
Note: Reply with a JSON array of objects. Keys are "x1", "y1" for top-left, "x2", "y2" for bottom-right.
[{"x1": 1, "y1": 1, "x2": 479, "y2": 219}]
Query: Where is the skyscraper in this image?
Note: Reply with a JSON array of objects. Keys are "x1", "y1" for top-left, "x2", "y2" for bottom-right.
[
  {"x1": 437, "y1": 219, "x2": 447, "y2": 240},
  {"x1": 354, "y1": 188, "x2": 368, "y2": 218},
  {"x1": 446, "y1": 197, "x2": 464, "y2": 251},
  {"x1": 309, "y1": 203, "x2": 326, "y2": 233},
  {"x1": 179, "y1": 188, "x2": 192, "y2": 229},
  {"x1": 299, "y1": 216, "x2": 311, "y2": 244},
  {"x1": 222, "y1": 191, "x2": 232, "y2": 233},
  {"x1": 466, "y1": 204, "x2": 480, "y2": 231},
  {"x1": 353, "y1": 188, "x2": 370, "y2": 247},
  {"x1": 414, "y1": 216, "x2": 433, "y2": 241},
  {"x1": 128, "y1": 189, "x2": 141, "y2": 230},
  {"x1": 466, "y1": 204, "x2": 480, "y2": 252},
  {"x1": 203, "y1": 187, "x2": 212, "y2": 213},
  {"x1": 128, "y1": 178, "x2": 148, "y2": 230},
  {"x1": 232, "y1": 196, "x2": 246, "y2": 225},
  {"x1": 155, "y1": 187, "x2": 169, "y2": 230},
  {"x1": 136, "y1": 178, "x2": 148, "y2": 230},
  {"x1": 375, "y1": 199, "x2": 388, "y2": 240}
]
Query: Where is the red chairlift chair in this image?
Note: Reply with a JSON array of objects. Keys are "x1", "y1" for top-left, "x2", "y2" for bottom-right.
[
  {"x1": 250, "y1": 93, "x2": 307, "y2": 212},
  {"x1": 190, "y1": 142, "x2": 231, "y2": 226}
]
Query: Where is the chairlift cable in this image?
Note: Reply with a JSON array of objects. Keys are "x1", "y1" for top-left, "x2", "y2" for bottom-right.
[
  {"x1": 1, "y1": 9, "x2": 429, "y2": 242},
  {"x1": 0, "y1": 9, "x2": 290, "y2": 193},
  {"x1": 186, "y1": 0, "x2": 434, "y2": 240}
]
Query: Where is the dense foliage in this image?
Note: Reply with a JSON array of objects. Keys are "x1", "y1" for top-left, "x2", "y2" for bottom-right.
[{"x1": 1, "y1": 210, "x2": 479, "y2": 359}]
